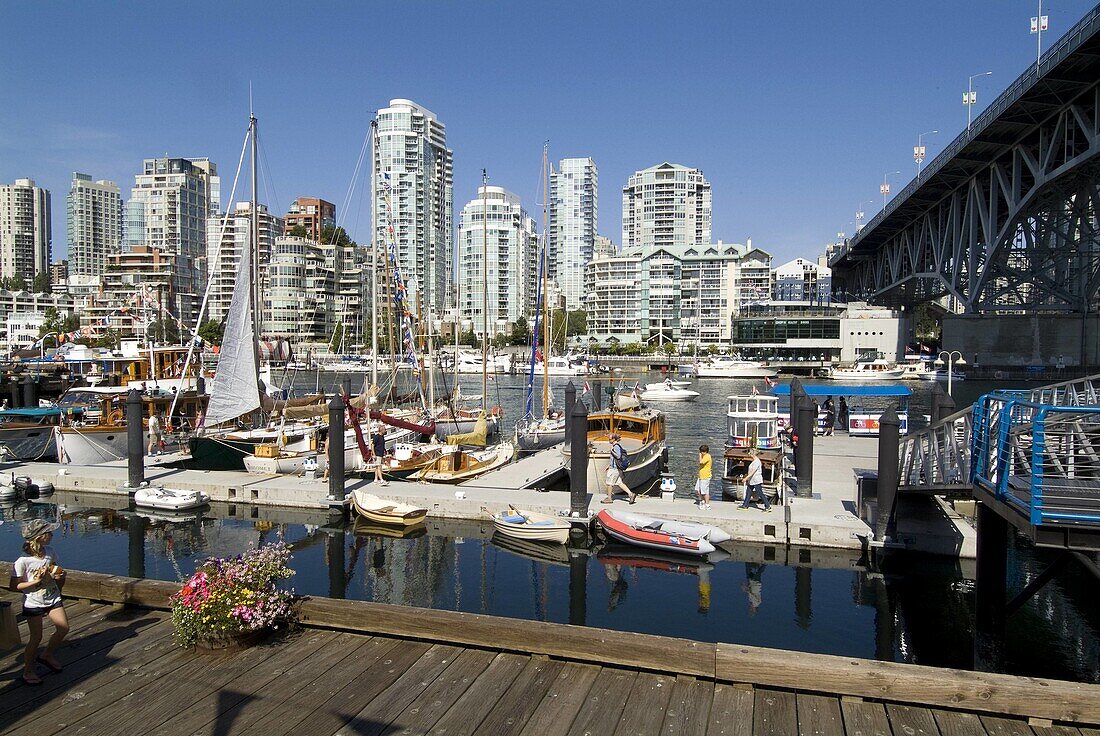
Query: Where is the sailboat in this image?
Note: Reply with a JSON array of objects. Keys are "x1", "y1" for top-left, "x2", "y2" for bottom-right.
[{"x1": 516, "y1": 146, "x2": 567, "y2": 452}]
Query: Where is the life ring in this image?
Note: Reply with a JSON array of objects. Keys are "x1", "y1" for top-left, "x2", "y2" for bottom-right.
[
  {"x1": 994, "y1": 371, "x2": 1004, "y2": 380},
  {"x1": 108, "y1": 409, "x2": 124, "y2": 425},
  {"x1": 490, "y1": 405, "x2": 504, "y2": 418}
]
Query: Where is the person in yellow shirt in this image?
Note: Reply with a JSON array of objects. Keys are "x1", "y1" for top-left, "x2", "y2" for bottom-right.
[{"x1": 696, "y1": 444, "x2": 713, "y2": 510}]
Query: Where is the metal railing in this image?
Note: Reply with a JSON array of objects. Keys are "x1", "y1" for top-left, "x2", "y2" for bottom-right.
[{"x1": 899, "y1": 405, "x2": 973, "y2": 490}]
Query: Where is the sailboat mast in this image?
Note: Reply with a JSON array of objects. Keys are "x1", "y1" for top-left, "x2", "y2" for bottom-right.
[
  {"x1": 541, "y1": 146, "x2": 550, "y2": 419},
  {"x1": 370, "y1": 119, "x2": 379, "y2": 389},
  {"x1": 480, "y1": 170, "x2": 488, "y2": 410},
  {"x1": 250, "y1": 112, "x2": 261, "y2": 341}
]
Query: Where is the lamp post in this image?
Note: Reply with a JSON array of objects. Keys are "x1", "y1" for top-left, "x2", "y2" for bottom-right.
[
  {"x1": 935, "y1": 350, "x2": 967, "y2": 397},
  {"x1": 881, "y1": 171, "x2": 901, "y2": 210},
  {"x1": 1031, "y1": 0, "x2": 1049, "y2": 69},
  {"x1": 914, "y1": 130, "x2": 939, "y2": 180},
  {"x1": 856, "y1": 201, "x2": 872, "y2": 231},
  {"x1": 964, "y1": 71, "x2": 993, "y2": 131}
]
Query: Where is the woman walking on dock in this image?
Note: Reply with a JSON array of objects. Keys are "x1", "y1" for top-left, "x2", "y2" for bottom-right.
[
  {"x1": 739, "y1": 448, "x2": 771, "y2": 512},
  {"x1": 9, "y1": 519, "x2": 69, "y2": 686}
]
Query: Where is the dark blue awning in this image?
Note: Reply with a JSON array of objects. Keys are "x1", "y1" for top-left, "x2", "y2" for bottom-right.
[{"x1": 772, "y1": 384, "x2": 911, "y2": 397}]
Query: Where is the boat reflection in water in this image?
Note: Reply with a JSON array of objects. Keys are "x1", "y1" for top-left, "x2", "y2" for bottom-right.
[{"x1": 0, "y1": 494, "x2": 1097, "y2": 683}]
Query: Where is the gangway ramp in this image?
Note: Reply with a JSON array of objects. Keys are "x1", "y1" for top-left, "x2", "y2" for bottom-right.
[{"x1": 461, "y1": 445, "x2": 566, "y2": 489}]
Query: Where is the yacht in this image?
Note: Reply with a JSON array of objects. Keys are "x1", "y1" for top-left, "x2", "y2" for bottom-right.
[
  {"x1": 827, "y1": 358, "x2": 906, "y2": 381},
  {"x1": 561, "y1": 406, "x2": 666, "y2": 493},
  {"x1": 691, "y1": 357, "x2": 778, "y2": 379}
]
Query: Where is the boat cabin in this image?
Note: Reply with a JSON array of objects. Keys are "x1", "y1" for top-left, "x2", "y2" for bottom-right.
[
  {"x1": 725, "y1": 395, "x2": 780, "y2": 450},
  {"x1": 772, "y1": 384, "x2": 910, "y2": 436},
  {"x1": 583, "y1": 410, "x2": 666, "y2": 447},
  {"x1": 57, "y1": 387, "x2": 206, "y2": 431}
]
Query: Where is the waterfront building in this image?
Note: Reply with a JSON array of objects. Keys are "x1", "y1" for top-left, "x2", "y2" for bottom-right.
[
  {"x1": 773, "y1": 257, "x2": 832, "y2": 303},
  {"x1": 622, "y1": 163, "x2": 711, "y2": 255},
  {"x1": 205, "y1": 202, "x2": 284, "y2": 325},
  {"x1": 373, "y1": 99, "x2": 453, "y2": 323},
  {"x1": 49, "y1": 260, "x2": 68, "y2": 289},
  {"x1": 549, "y1": 158, "x2": 597, "y2": 309},
  {"x1": 457, "y1": 186, "x2": 537, "y2": 338},
  {"x1": 67, "y1": 173, "x2": 122, "y2": 279},
  {"x1": 731, "y1": 301, "x2": 904, "y2": 363},
  {"x1": 735, "y1": 246, "x2": 773, "y2": 313},
  {"x1": 593, "y1": 235, "x2": 617, "y2": 259},
  {"x1": 263, "y1": 236, "x2": 332, "y2": 344},
  {"x1": 95, "y1": 246, "x2": 176, "y2": 341},
  {"x1": 586, "y1": 240, "x2": 765, "y2": 346},
  {"x1": 0, "y1": 179, "x2": 51, "y2": 283},
  {"x1": 284, "y1": 197, "x2": 336, "y2": 242},
  {"x1": 0, "y1": 291, "x2": 77, "y2": 354},
  {"x1": 125, "y1": 158, "x2": 220, "y2": 326}
]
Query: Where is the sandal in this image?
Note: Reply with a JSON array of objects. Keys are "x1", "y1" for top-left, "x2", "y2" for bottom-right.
[
  {"x1": 22, "y1": 674, "x2": 42, "y2": 686},
  {"x1": 628, "y1": 494, "x2": 637, "y2": 505},
  {"x1": 600, "y1": 498, "x2": 614, "y2": 504},
  {"x1": 37, "y1": 656, "x2": 63, "y2": 673}
]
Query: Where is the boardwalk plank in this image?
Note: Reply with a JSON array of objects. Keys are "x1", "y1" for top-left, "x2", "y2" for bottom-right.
[
  {"x1": 707, "y1": 684, "x2": 754, "y2": 736},
  {"x1": 1031, "y1": 726, "x2": 1085, "y2": 736},
  {"x1": 981, "y1": 716, "x2": 1036, "y2": 735},
  {"x1": 335, "y1": 643, "x2": 464, "y2": 736},
  {"x1": 187, "y1": 630, "x2": 364, "y2": 735},
  {"x1": 477, "y1": 656, "x2": 565, "y2": 735},
  {"x1": 840, "y1": 699, "x2": 892, "y2": 736},
  {"x1": 934, "y1": 709, "x2": 990, "y2": 736},
  {"x1": 887, "y1": 704, "x2": 942, "y2": 735},
  {"x1": 0, "y1": 600, "x2": 104, "y2": 671},
  {"x1": 0, "y1": 612, "x2": 174, "y2": 725},
  {"x1": 796, "y1": 693, "x2": 844, "y2": 736},
  {"x1": 518, "y1": 661, "x2": 601, "y2": 736},
  {"x1": 614, "y1": 671, "x2": 676, "y2": 735},
  {"x1": 235, "y1": 635, "x2": 403, "y2": 736},
  {"x1": 567, "y1": 667, "x2": 638, "y2": 736},
  {"x1": 660, "y1": 676, "x2": 714, "y2": 736},
  {"x1": 146, "y1": 629, "x2": 340, "y2": 734},
  {"x1": 754, "y1": 689, "x2": 797, "y2": 736},
  {"x1": 428, "y1": 652, "x2": 529, "y2": 736},
  {"x1": 381, "y1": 647, "x2": 496, "y2": 736},
  {"x1": 261, "y1": 638, "x2": 430, "y2": 736}
]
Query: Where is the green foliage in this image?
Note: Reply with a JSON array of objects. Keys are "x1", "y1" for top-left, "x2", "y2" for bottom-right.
[
  {"x1": 32, "y1": 272, "x2": 51, "y2": 294},
  {"x1": 660, "y1": 342, "x2": 678, "y2": 356},
  {"x1": 492, "y1": 332, "x2": 510, "y2": 349},
  {"x1": 508, "y1": 318, "x2": 530, "y2": 346},
  {"x1": 0, "y1": 275, "x2": 27, "y2": 291},
  {"x1": 621, "y1": 342, "x2": 645, "y2": 356},
  {"x1": 914, "y1": 303, "x2": 941, "y2": 343},
  {"x1": 329, "y1": 321, "x2": 345, "y2": 353},
  {"x1": 321, "y1": 225, "x2": 354, "y2": 248},
  {"x1": 92, "y1": 329, "x2": 120, "y2": 349},
  {"x1": 197, "y1": 319, "x2": 225, "y2": 348},
  {"x1": 287, "y1": 224, "x2": 310, "y2": 239},
  {"x1": 567, "y1": 309, "x2": 586, "y2": 336},
  {"x1": 458, "y1": 328, "x2": 480, "y2": 348}
]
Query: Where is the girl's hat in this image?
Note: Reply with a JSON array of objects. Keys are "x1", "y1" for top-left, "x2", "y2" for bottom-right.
[{"x1": 22, "y1": 518, "x2": 60, "y2": 541}]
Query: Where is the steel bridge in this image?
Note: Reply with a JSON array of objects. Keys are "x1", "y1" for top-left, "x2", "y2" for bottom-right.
[{"x1": 830, "y1": 4, "x2": 1100, "y2": 314}]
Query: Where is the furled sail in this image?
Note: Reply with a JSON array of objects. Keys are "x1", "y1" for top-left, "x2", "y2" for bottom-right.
[{"x1": 205, "y1": 242, "x2": 261, "y2": 426}]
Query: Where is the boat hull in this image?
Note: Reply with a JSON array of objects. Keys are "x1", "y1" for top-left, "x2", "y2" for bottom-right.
[
  {"x1": 55, "y1": 427, "x2": 129, "y2": 465},
  {"x1": 562, "y1": 440, "x2": 663, "y2": 493},
  {"x1": 350, "y1": 491, "x2": 429, "y2": 527},
  {"x1": 0, "y1": 425, "x2": 58, "y2": 461},
  {"x1": 595, "y1": 509, "x2": 727, "y2": 556},
  {"x1": 134, "y1": 487, "x2": 209, "y2": 511},
  {"x1": 492, "y1": 509, "x2": 570, "y2": 544}
]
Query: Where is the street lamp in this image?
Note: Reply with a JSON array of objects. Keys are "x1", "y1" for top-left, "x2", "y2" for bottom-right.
[
  {"x1": 856, "y1": 200, "x2": 872, "y2": 231},
  {"x1": 914, "y1": 130, "x2": 939, "y2": 180},
  {"x1": 964, "y1": 71, "x2": 993, "y2": 131},
  {"x1": 881, "y1": 171, "x2": 901, "y2": 210},
  {"x1": 1031, "y1": 0, "x2": 1049, "y2": 69},
  {"x1": 934, "y1": 350, "x2": 967, "y2": 396}
]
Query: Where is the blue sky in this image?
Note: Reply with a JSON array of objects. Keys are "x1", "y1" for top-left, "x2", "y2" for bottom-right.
[{"x1": 2, "y1": 1, "x2": 1095, "y2": 265}]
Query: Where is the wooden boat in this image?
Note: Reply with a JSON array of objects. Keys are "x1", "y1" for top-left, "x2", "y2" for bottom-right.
[
  {"x1": 595, "y1": 508, "x2": 731, "y2": 557},
  {"x1": 721, "y1": 395, "x2": 784, "y2": 500},
  {"x1": 561, "y1": 407, "x2": 665, "y2": 493},
  {"x1": 350, "y1": 490, "x2": 428, "y2": 527},
  {"x1": 414, "y1": 441, "x2": 515, "y2": 484},
  {"x1": 827, "y1": 358, "x2": 906, "y2": 381},
  {"x1": 491, "y1": 506, "x2": 570, "y2": 544},
  {"x1": 133, "y1": 486, "x2": 210, "y2": 511},
  {"x1": 379, "y1": 443, "x2": 446, "y2": 479}
]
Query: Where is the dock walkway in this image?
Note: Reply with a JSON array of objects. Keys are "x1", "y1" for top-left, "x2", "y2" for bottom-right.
[{"x1": 1, "y1": 570, "x2": 1098, "y2": 735}]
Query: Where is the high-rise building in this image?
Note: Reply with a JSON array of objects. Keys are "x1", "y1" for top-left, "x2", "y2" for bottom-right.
[
  {"x1": 205, "y1": 202, "x2": 284, "y2": 325},
  {"x1": 0, "y1": 179, "x2": 51, "y2": 283},
  {"x1": 549, "y1": 158, "x2": 597, "y2": 309},
  {"x1": 457, "y1": 186, "x2": 537, "y2": 337},
  {"x1": 264, "y1": 236, "x2": 332, "y2": 344},
  {"x1": 284, "y1": 197, "x2": 336, "y2": 242},
  {"x1": 622, "y1": 163, "x2": 711, "y2": 253},
  {"x1": 125, "y1": 158, "x2": 220, "y2": 326},
  {"x1": 373, "y1": 99, "x2": 453, "y2": 322},
  {"x1": 67, "y1": 172, "x2": 122, "y2": 279}
]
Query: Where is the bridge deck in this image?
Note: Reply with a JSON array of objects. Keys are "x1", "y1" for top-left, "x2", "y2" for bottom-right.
[{"x1": 2, "y1": 596, "x2": 1097, "y2": 736}]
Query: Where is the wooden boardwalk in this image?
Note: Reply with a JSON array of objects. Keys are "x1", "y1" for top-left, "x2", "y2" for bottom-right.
[{"x1": 0, "y1": 596, "x2": 1096, "y2": 736}]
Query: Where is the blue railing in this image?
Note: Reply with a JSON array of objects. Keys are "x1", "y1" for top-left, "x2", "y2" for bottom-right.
[{"x1": 972, "y1": 392, "x2": 1100, "y2": 527}]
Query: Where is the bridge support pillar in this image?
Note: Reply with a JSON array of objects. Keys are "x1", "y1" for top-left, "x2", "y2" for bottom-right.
[
  {"x1": 875, "y1": 408, "x2": 900, "y2": 542},
  {"x1": 974, "y1": 502, "x2": 1008, "y2": 671}
]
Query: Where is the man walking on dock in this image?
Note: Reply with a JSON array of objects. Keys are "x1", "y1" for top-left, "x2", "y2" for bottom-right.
[
  {"x1": 602, "y1": 434, "x2": 636, "y2": 504},
  {"x1": 740, "y1": 448, "x2": 771, "y2": 511}
]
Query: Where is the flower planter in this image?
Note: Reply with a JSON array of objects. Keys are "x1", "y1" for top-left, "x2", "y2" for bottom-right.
[{"x1": 194, "y1": 627, "x2": 271, "y2": 654}]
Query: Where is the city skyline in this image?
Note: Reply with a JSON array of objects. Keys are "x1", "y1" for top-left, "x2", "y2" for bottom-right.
[{"x1": 2, "y1": 1, "x2": 1096, "y2": 267}]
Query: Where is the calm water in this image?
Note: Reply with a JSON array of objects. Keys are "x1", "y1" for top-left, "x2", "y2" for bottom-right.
[{"x1": 1, "y1": 371, "x2": 1096, "y2": 683}]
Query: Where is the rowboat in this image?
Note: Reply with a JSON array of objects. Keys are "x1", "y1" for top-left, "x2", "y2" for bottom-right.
[
  {"x1": 133, "y1": 486, "x2": 209, "y2": 511},
  {"x1": 595, "y1": 508, "x2": 731, "y2": 557},
  {"x1": 349, "y1": 491, "x2": 428, "y2": 527},
  {"x1": 491, "y1": 506, "x2": 571, "y2": 544}
]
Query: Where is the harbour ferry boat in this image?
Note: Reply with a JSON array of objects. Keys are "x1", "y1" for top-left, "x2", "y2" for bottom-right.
[
  {"x1": 773, "y1": 384, "x2": 910, "y2": 437},
  {"x1": 721, "y1": 394, "x2": 784, "y2": 500},
  {"x1": 561, "y1": 405, "x2": 666, "y2": 493}
]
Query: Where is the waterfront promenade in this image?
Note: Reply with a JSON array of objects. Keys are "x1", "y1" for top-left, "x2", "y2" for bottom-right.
[
  {"x1": 1, "y1": 571, "x2": 1098, "y2": 734},
  {"x1": 13, "y1": 433, "x2": 974, "y2": 557}
]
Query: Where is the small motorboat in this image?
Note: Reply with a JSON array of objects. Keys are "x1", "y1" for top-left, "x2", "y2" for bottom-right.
[
  {"x1": 491, "y1": 506, "x2": 571, "y2": 544},
  {"x1": 638, "y1": 384, "x2": 700, "y2": 402},
  {"x1": 350, "y1": 490, "x2": 428, "y2": 527},
  {"x1": 645, "y1": 380, "x2": 691, "y2": 390},
  {"x1": 133, "y1": 486, "x2": 210, "y2": 511},
  {"x1": 595, "y1": 508, "x2": 731, "y2": 557}
]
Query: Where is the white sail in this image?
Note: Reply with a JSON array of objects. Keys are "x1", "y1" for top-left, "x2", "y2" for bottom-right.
[{"x1": 205, "y1": 237, "x2": 261, "y2": 426}]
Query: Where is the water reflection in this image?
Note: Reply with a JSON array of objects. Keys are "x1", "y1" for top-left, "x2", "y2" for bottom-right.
[{"x1": 0, "y1": 493, "x2": 1096, "y2": 683}]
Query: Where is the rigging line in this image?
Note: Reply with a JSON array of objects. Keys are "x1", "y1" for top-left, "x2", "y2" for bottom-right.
[
  {"x1": 257, "y1": 135, "x2": 282, "y2": 217},
  {"x1": 168, "y1": 124, "x2": 251, "y2": 423},
  {"x1": 331, "y1": 125, "x2": 372, "y2": 245}
]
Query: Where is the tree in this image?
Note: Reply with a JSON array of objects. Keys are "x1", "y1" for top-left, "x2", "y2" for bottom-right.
[
  {"x1": 566, "y1": 310, "x2": 586, "y2": 337},
  {"x1": 287, "y1": 224, "x2": 310, "y2": 239},
  {"x1": 458, "y1": 328, "x2": 480, "y2": 348},
  {"x1": 1, "y1": 275, "x2": 27, "y2": 291},
  {"x1": 321, "y1": 225, "x2": 354, "y2": 248},
  {"x1": 92, "y1": 328, "x2": 120, "y2": 349},
  {"x1": 509, "y1": 318, "x2": 531, "y2": 346},
  {"x1": 147, "y1": 319, "x2": 180, "y2": 344},
  {"x1": 197, "y1": 319, "x2": 225, "y2": 348},
  {"x1": 914, "y1": 303, "x2": 941, "y2": 344},
  {"x1": 32, "y1": 272, "x2": 51, "y2": 294}
]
